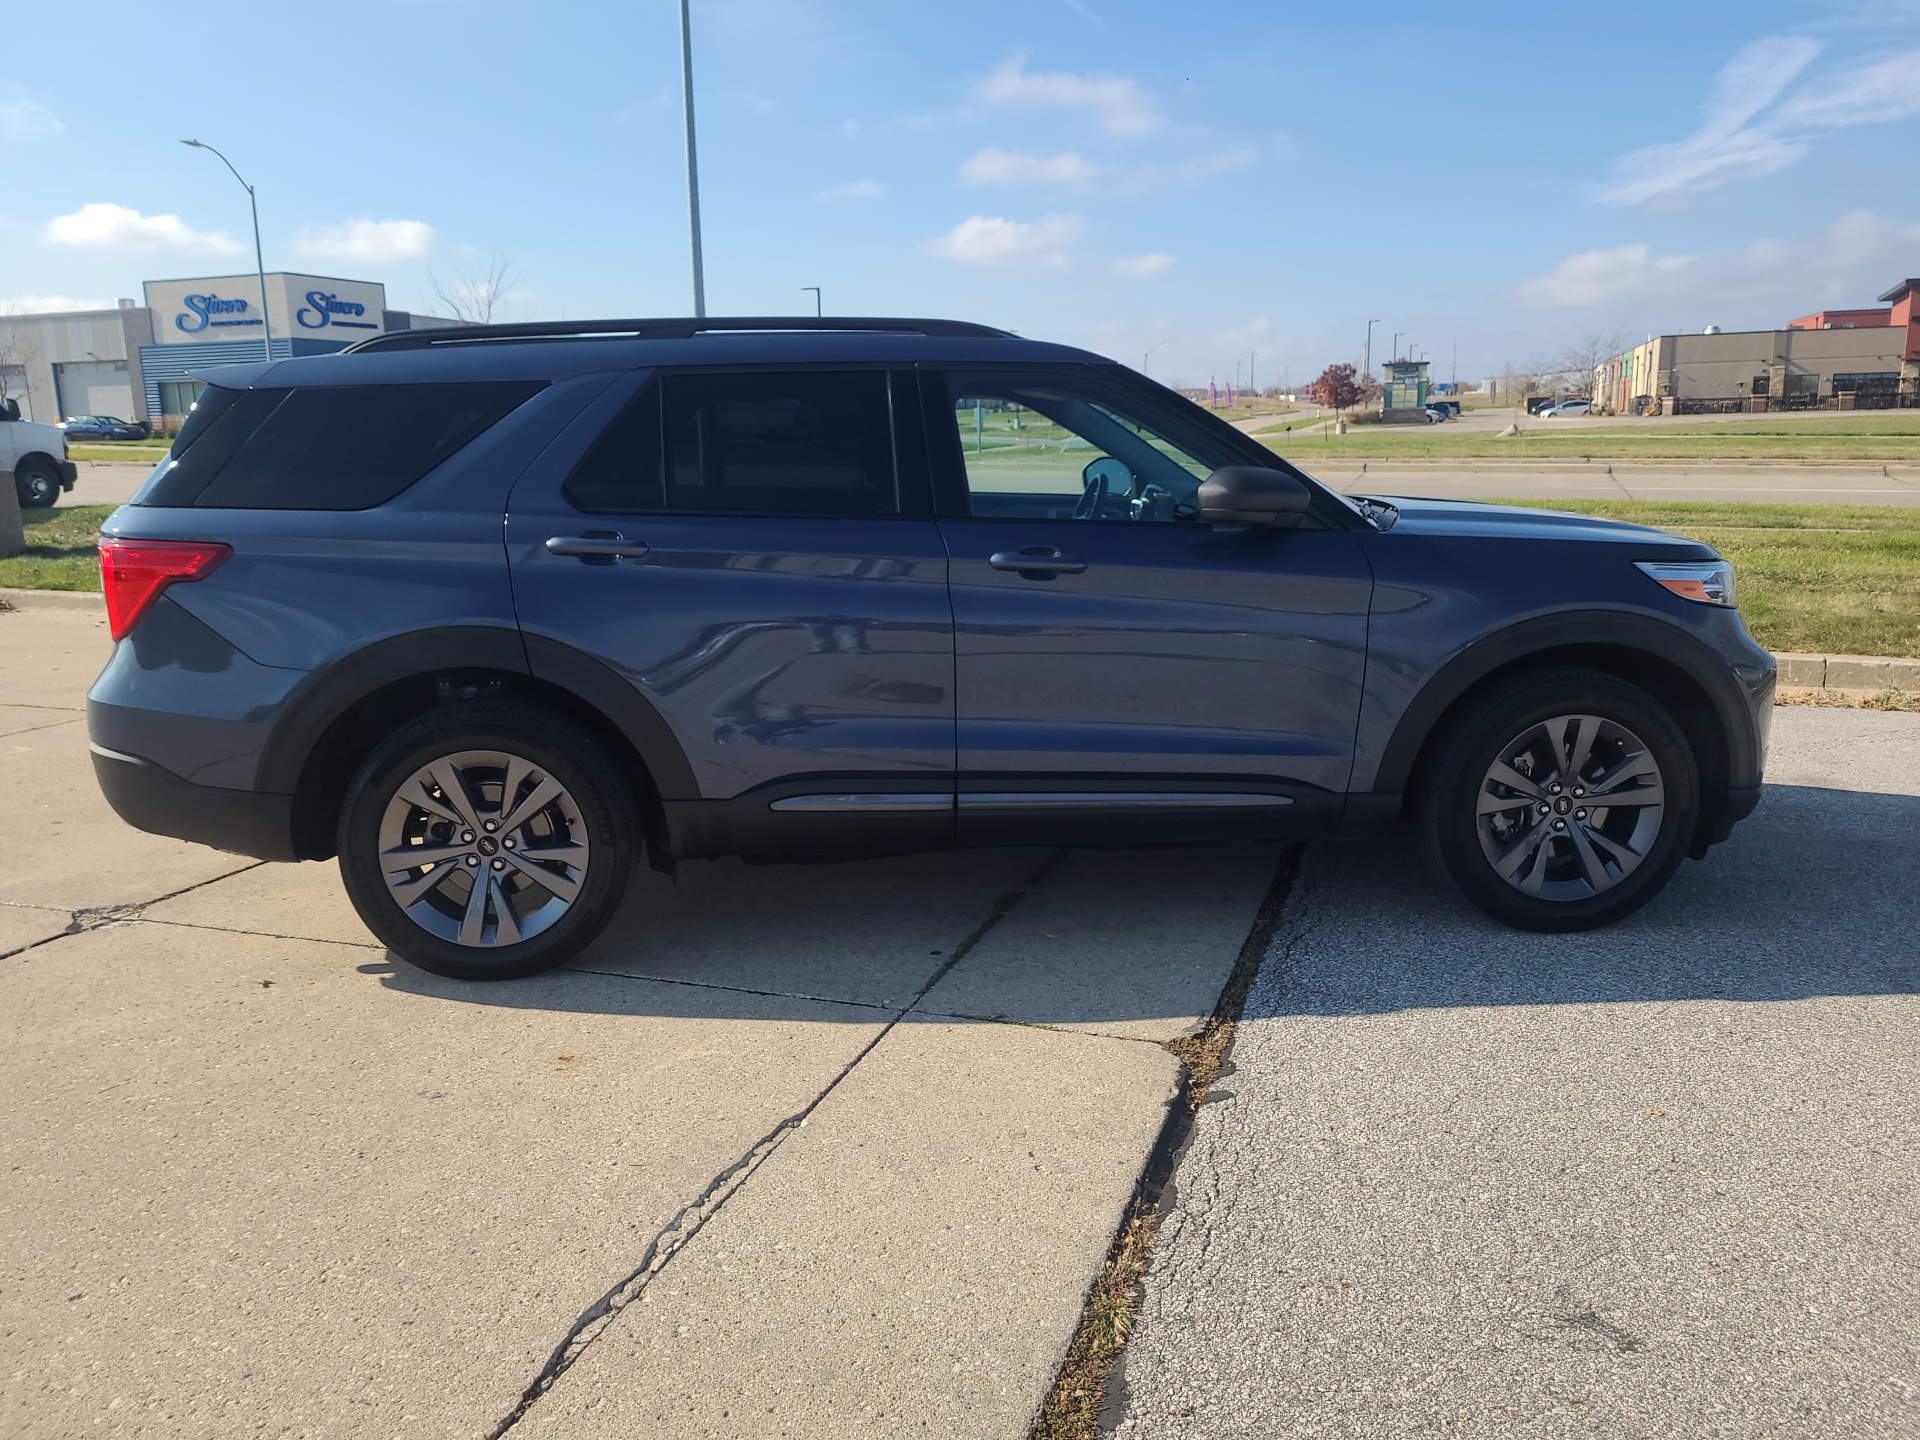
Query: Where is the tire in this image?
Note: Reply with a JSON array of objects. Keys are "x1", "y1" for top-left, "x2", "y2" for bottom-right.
[
  {"x1": 15, "y1": 457, "x2": 60, "y2": 509},
  {"x1": 1413, "y1": 666, "x2": 1699, "y2": 932},
  {"x1": 337, "y1": 700, "x2": 642, "y2": 980}
]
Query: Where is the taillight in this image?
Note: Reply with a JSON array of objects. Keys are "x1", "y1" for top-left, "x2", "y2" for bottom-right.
[{"x1": 99, "y1": 537, "x2": 232, "y2": 641}]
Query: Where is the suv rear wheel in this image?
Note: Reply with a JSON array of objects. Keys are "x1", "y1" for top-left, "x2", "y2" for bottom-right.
[
  {"x1": 338, "y1": 701, "x2": 640, "y2": 980},
  {"x1": 1415, "y1": 667, "x2": 1699, "y2": 932},
  {"x1": 15, "y1": 457, "x2": 61, "y2": 509}
]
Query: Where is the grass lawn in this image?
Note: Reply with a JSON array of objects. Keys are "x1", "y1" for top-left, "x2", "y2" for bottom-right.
[
  {"x1": 67, "y1": 442, "x2": 170, "y2": 464},
  {"x1": 6, "y1": 501, "x2": 1913, "y2": 659},
  {"x1": 1262, "y1": 414, "x2": 1920, "y2": 462},
  {"x1": 0, "y1": 505, "x2": 113, "y2": 591},
  {"x1": 1496, "y1": 501, "x2": 1920, "y2": 658}
]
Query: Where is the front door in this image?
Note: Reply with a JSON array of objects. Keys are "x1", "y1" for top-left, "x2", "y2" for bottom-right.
[
  {"x1": 924, "y1": 365, "x2": 1372, "y2": 842},
  {"x1": 506, "y1": 367, "x2": 955, "y2": 856}
]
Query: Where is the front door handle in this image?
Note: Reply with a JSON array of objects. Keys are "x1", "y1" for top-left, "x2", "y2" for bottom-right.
[
  {"x1": 546, "y1": 532, "x2": 650, "y2": 562},
  {"x1": 989, "y1": 547, "x2": 1087, "y2": 576}
]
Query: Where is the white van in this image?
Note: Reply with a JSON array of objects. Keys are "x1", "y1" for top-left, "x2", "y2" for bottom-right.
[{"x1": 0, "y1": 397, "x2": 77, "y2": 508}]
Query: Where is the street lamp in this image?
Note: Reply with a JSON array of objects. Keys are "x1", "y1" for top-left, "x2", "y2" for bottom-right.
[
  {"x1": 678, "y1": 0, "x2": 707, "y2": 317},
  {"x1": 1364, "y1": 318, "x2": 1380, "y2": 384},
  {"x1": 1391, "y1": 332, "x2": 1402, "y2": 365},
  {"x1": 802, "y1": 286, "x2": 821, "y2": 317},
  {"x1": 180, "y1": 139, "x2": 272, "y2": 363},
  {"x1": 1143, "y1": 340, "x2": 1170, "y2": 377}
]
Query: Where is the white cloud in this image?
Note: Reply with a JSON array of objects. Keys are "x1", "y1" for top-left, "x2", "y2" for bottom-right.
[
  {"x1": 961, "y1": 148, "x2": 1098, "y2": 185},
  {"x1": 1517, "y1": 212, "x2": 1920, "y2": 319},
  {"x1": 960, "y1": 146, "x2": 1254, "y2": 192},
  {"x1": 1778, "y1": 48, "x2": 1920, "y2": 126},
  {"x1": 0, "y1": 295, "x2": 112, "y2": 315},
  {"x1": 294, "y1": 218, "x2": 436, "y2": 262},
  {"x1": 972, "y1": 53, "x2": 1161, "y2": 137},
  {"x1": 1517, "y1": 244, "x2": 1696, "y2": 308},
  {"x1": 818, "y1": 179, "x2": 884, "y2": 200},
  {"x1": 1113, "y1": 252, "x2": 1174, "y2": 276},
  {"x1": 1598, "y1": 37, "x2": 1820, "y2": 205},
  {"x1": 0, "y1": 87, "x2": 60, "y2": 140},
  {"x1": 929, "y1": 214, "x2": 1081, "y2": 267},
  {"x1": 43, "y1": 202, "x2": 241, "y2": 254}
]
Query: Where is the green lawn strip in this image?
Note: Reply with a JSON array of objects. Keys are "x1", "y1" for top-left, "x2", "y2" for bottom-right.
[
  {"x1": 0, "y1": 505, "x2": 114, "y2": 591},
  {"x1": 67, "y1": 443, "x2": 170, "y2": 464},
  {"x1": 1263, "y1": 415, "x2": 1920, "y2": 462},
  {"x1": 1490, "y1": 501, "x2": 1920, "y2": 659}
]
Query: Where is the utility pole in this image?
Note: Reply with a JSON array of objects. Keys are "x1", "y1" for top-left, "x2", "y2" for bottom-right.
[
  {"x1": 678, "y1": 0, "x2": 706, "y2": 317},
  {"x1": 180, "y1": 139, "x2": 272, "y2": 363},
  {"x1": 1391, "y1": 331, "x2": 1402, "y2": 365},
  {"x1": 802, "y1": 287, "x2": 821, "y2": 317},
  {"x1": 1364, "y1": 319, "x2": 1379, "y2": 388},
  {"x1": 1249, "y1": 350, "x2": 1257, "y2": 394}
]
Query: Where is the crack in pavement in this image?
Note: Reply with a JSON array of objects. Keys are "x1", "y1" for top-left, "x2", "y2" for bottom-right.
[
  {"x1": 0, "y1": 862, "x2": 265, "y2": 963},
  {"x1": 484, "y1": 849, "x2": 1066, "y2": 1440}
]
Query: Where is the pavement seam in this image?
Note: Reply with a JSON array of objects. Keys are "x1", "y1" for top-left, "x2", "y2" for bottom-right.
[
  {"x1": 124, "y1": 914, "x2": 387, "y2": 950},
  {"x1": 0, "y1": 862, "x2": 266, "y2": 963},
  {"x1": 0, "y1": 716, "x2": 89, "y2": 740},
  {"x1": 484, "y1": 848, "x2": 1066, "y2": 1439},
  {"x1": 1028, "y1": 845, "x2": 1303, "y2": 1440}
]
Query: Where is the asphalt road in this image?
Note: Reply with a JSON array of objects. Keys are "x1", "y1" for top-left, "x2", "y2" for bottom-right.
[{"x1": 1113, "y1": 703, "x2": 1919, "y2": 1437}]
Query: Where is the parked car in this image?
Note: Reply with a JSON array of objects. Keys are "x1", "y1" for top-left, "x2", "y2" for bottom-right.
[
  {"x1": 1, "y1": 397, "x2": 78, "y2": 507},
  {"x1": 1423, "y1": 406, "x2": 1449, "y2": 423},
  {"x1": 87, "y1": 317, "x2": 1774, "y2": 980},
  {"x1": 1541, "y1": 400, "x2": 1594, "y2": 418},
  {"x1": 60, "y1": 414, "x2": 149, "y2": 441}
]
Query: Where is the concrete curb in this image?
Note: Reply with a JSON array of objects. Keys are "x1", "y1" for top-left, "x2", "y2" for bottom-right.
[
  {"x1": 0, "y1": 586, "x2": 103, "y2": 612},
  {"x1": 1775, "y1": 652, "x2": 1920, "y2": 691}
]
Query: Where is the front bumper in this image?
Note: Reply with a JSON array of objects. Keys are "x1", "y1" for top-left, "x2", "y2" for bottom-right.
[
  {"x1": 90, "y1": 743, "x2": 297, "y2": 862},
  {"x1": 57, "y1": 459, "x2": 77, "y2": 488}
]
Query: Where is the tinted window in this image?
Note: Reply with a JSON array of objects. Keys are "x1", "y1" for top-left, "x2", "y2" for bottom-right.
[
  {"x1": 140, "y1": 381, "x2": 543, "y2": 510},
  {"x1": 564, "y1": 383, "x2": 663, "y2": 513},
  {"x1": 567, "y1": 370, "x2": 897, "y2": 518}
]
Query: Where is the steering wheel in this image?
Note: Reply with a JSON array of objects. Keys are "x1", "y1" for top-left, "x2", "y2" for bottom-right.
[
  {"x1": 1072, "y1": 472, "x2": 1109, "y2": 520},
  {"x1": 1074, "y1": 456, "x2": 1131, "y2": 520}
]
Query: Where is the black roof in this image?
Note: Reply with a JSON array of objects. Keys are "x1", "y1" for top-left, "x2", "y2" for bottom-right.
[
  {"x1": 1877, "y1": 279, "x2": 1920, "y2": 302},
  {"x1": 345, "y1": 315, "x2": 1013, "y2": 354}
]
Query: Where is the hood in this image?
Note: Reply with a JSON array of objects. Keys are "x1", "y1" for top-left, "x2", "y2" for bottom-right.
[{"x1": 1355, "y1": 495, "x2": 1715, "y2": 553}]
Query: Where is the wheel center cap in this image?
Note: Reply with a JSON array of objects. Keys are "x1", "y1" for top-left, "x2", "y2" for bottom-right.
[
  {"x1": 1554, "y1": 797, "x2": 1573, "y2": 816},
  {"x1": 477, "y1": 836, "x2": 499, "y2": 856}
]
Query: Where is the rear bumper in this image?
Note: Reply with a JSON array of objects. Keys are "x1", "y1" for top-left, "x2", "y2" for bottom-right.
[{"x1": 90, "y1": 743, "x2": 297, "y2": 862}]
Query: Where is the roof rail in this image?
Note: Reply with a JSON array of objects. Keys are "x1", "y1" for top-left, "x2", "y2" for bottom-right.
[{"x1": 344, "y1": 316, "x2": 1014, "y2": 354}]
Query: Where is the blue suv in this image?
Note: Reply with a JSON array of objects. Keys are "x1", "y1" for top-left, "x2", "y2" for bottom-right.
[{"x1": 88, "y1": 318, "x2": 1774, "y2": 979}]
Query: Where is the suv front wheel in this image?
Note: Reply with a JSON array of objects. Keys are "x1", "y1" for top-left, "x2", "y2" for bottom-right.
[
  {"x1": 1416, "y1": 667, "x2": 1699, "y2": 932},
  {"x1": 338, "y1": 701, "x2": 641, "y2": 980}
]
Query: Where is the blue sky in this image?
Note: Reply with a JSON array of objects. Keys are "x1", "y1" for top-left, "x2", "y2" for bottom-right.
[{"x1": 7, "y1": 1, "x2": 1919, "y2": 388}]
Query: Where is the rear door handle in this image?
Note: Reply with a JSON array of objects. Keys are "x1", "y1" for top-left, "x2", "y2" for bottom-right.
[
  {"x1": 546, "y1": 532, "x2": 650, "y2": 561},
  {"x1": 989, "y1": 548, "x2": 1087, "y2": 575}
]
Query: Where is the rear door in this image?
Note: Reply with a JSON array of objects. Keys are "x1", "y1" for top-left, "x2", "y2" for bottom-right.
[{"x1": 505, "y1": 367, "x2": 955, "y2": 855}]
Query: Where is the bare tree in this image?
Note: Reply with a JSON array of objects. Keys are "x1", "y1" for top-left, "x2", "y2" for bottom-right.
[
  {"x1": 428, "y1": 256, "x2": 518, "y2": 325},
  {"x1": 0, "y1": 302, "x2": 30, "y2": 415},
  {"x1": 1546, "y1": 331, "x2": 1628, "y2": 398}
]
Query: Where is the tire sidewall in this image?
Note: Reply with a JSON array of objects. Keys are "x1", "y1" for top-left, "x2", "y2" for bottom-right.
[
  {"x1": 338, "y1": 704, "x2": 637, "y2": 980},
  {"x1": 16, "y1": 460, "x2": 58, "y2": 509},
  {"x1": 1425, "y1": 671, "x2": 1699, "y2": 932}
]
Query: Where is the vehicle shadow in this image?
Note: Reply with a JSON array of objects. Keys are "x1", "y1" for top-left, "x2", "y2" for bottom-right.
[{"x1": 1260, "y1": 783, "x2": 1919, "y2": 1015}]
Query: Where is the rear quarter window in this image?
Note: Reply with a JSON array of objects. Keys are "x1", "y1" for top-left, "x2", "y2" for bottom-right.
[{"x1": 140, "y1": 381, "x2": 545, "y2": 510}]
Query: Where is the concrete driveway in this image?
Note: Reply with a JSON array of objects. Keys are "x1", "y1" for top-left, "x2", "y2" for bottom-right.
[
  {"x1": 1114, "y1": 704, "x2": 1919, "y2": 1437},
  {"x1": 0, "y1": 604, "x2": 1277, "y2": 1438}
]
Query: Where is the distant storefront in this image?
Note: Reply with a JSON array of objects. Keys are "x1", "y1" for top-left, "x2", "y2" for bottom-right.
[{"x1": 0, "y1": 272, "x2": 456, "y2": 427}]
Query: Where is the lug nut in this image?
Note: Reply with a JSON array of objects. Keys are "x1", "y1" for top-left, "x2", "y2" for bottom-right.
[
  {"x1": 1548, "y1": 783, "x2": 1563, "y2": 795},
  {"x1": 491, "y1": 858, "x2": 506, "y2": 871},
  {"x1": 483, "y1": 820, "x2": 498, "y2": 833},
  {"x1": 460, "y1": 830, "x2": 475, "y2": 843},
  {"x1": 1552, "y1": 819, "x2": 1566, "y2": 830},
  {"x1": 1575, "y1": 809, "x2": 1588, "y2": 820},
  {"x1": 1538, "y1": 803, "x2": 1551, "y2": 815},
  {"x1": 465, "y1": 855, "x2": 480, "y2": 867},
  {"x1": 503, "y1": 837, "x2": 516, "y2": 849},
  {"x1": 1572, "y1": 787, "x2": 1585, "y2": 797}
]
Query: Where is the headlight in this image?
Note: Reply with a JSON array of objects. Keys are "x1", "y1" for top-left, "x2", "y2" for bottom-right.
[{"x1": 1636, "y1": 560, "x2": 1736, "y2": 608}]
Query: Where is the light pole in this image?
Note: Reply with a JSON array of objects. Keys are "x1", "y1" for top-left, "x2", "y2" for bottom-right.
[
  {"x1": 1363, "y1": 319, "x2": 1379, "y2": 386},
  {"x1": 678, "y1": 0, "x2": 707, "y2": 317},
  {"x1": 802, "y1": 286, "x2": 821, "y2": 317},
  {"x1": 1143, "y1": 340, "x2": 1170, "y2": 377},
  {"x1": 1248, "y1": 350, "x2": 1257, "y2": 394},
  {"x1": 1391, "y1": 332, "x2": 1402, "y2": 365},
  {"x1": 180, "y1": 139, "x2": 272, "y2": 363}
]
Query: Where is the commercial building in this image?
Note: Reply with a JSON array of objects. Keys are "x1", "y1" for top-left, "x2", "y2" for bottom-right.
[
  {"x1": 1593, "y1": 278, "x2": 1920, "y2": 415},
  {"x1": 0, "y1": 272, "x2": 458, "y2": 429}
]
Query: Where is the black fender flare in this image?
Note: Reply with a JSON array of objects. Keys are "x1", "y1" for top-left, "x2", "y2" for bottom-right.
[
  {"x1": 1370, "y1": 609, "x2": 1761, "y2": 798},
  {"x1": 256, "y1": 625, "x2": 698, "y2": 801}
]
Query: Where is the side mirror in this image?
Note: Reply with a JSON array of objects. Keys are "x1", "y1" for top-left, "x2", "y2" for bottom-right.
[
  {"x1": 1, "y1": 399, "x2": 18, "y2": 423},
  {"x1": 1197, "y1": 466, "x2": 1312, "y2": 527}
]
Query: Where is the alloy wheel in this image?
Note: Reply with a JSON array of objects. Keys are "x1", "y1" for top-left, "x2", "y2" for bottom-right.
[
  {"x1": 1473, "y1": 712, "x2": 1666, "y2": 902},
  {"x1": 377, "y1": 749, "x2": 590, "y2": 947}
]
